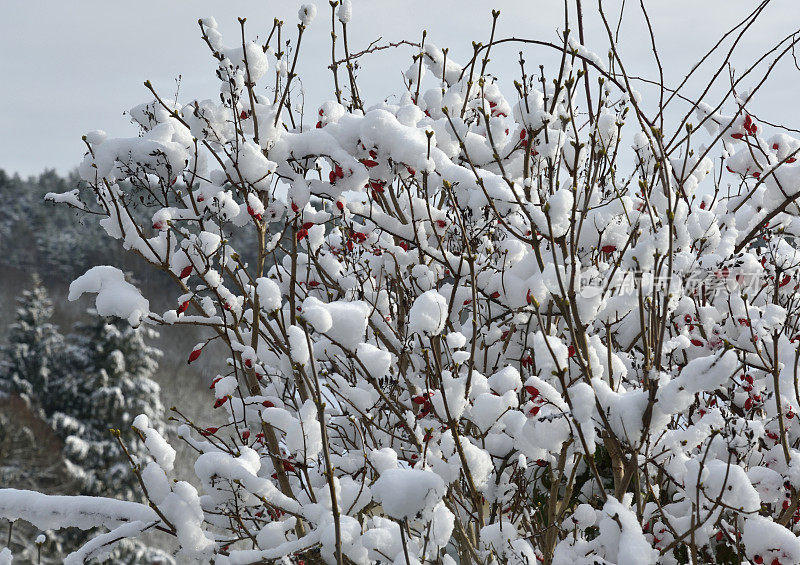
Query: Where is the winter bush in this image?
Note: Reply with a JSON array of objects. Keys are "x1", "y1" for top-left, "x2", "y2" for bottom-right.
[{"x1": 4, "y1": 2, "x2": 800, "y2": 563}]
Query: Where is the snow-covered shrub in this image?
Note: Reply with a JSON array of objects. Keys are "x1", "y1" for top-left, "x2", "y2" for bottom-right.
[{"x1": 5, "y1": 3, "x2": 800, "y2": 563}]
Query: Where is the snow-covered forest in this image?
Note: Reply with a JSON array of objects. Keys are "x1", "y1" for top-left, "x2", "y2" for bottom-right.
[
  {"x1": 4, "y1": 1, "x2": 800, "y2": 563},
  {"x1": 0, "y1": 170, "x2": 221, "y2": 562}
]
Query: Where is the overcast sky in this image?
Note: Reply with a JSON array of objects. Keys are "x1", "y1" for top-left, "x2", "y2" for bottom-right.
[{"x1": 2, "y1": 0, "x2": 798, "y2": 178}]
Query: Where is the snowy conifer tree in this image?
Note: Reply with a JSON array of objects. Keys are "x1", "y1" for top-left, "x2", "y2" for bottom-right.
[
  {"x1": 45, "y1": 313, "x2": 174, "y2": 563},
  {"x1": 0, "y1": 275, "x2": 64, "y2": 410},
  {"x1": 49, "y1": 312, "x2": 166, "y2": 501}
]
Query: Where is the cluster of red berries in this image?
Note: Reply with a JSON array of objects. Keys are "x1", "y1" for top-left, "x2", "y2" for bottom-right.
[
  {"x1": 525, "y1": 385, "x2": 543, "y2": 417},
  {"x1": 412, "y1": 391, "x2": 435, "y2": 419},
  {"x1": 731, "y1": 115, "x2": 758, "y2": 139}
]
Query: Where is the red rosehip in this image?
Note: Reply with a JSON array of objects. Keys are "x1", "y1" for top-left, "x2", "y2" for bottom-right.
[
  {"x1": 525, "y1": 385, "x2": 539, "y2": 398},
  {"x1": 188, "y1": 348, "x2": 203, "y2": 364}
]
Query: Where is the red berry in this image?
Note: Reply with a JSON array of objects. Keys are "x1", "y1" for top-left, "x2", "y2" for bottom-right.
[
  {"x1": 188, "y1": 348, "x2": 202, "y2": 364},
  {"x1": 490, "y1": 291, "x2": 501, "y2": 299},
  {"x1": 240, "y1": 110, "x2": 248, "y2": 120},
  {"x1": 361, "y1": 159, "x2": 378, "y2": 168},
  {"x1": 525, "y1": 386, "x2": 540, "y2": 398},
  {"x1": 201, "y1": 427, "x2": 219, "y2": 436},
  {"x1": 336, "y1": 200, "x2": 344, "y2": 211},
  {"x1": 241, "y1": 430, "x2": 250, "y2": 440},
  {"x1": 731, "y1": 132, "x2": 744, "y2": 139},
  {"x1": 601, "y1": 244, "x2": 617, "y2": 253},
  {"x1": 177, "y1": 300, "x2": 190, "y2": 314},
  {"x1": 214, "y1": 397, "x2": 227, "y2": 408},
  {"x1": 568, "y1": 345, "x2": 576, "y2": 358},
  {"x1": 690, "y1": 339, "x2": 704, "y2": 347},
  {"x1": 291, "y1": 202, "x2": 299, "y2": 213},
  {"x1": 179, "y1": 265, "x2": 193, "y2": 279},
  {"x1": 262, "y1": 400, "x2": 275, "y2": 408}
]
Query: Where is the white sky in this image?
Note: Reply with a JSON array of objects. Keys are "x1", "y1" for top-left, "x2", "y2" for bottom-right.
[{"x1": 2, "y1": 0, "x2": 799, "y2": 177}]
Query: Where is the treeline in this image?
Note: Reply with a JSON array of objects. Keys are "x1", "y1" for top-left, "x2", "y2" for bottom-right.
[
  {"x1": 0, "y1": 169, "x2": 171, "y2": 288},
  {"x1": 0, "y1": 169, "x2": 264, "y2": 294}
]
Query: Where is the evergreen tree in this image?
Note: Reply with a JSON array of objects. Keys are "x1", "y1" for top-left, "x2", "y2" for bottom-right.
[
  {"x1": 0, "y1": 282, "x2": 173, "y2": 562},
  {"x1": 49, "y1": 312, "x2": 166, "y2": 501},
  {"x1": 0, "y1": 275, "x2": 64, "y2": 409}
]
